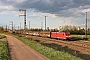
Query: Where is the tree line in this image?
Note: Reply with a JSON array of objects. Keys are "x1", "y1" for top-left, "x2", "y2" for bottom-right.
[
  {"x1": 0, "y1": 25, "x2": 90, "y2": 35},
  {"x1": 61, "y1": 25, "x2": 90, "y2": 35}
]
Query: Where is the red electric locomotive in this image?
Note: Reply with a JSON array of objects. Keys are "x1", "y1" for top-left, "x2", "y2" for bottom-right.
[{"x1": 50, "y1": 32, "x2": 70, "y2": 39}]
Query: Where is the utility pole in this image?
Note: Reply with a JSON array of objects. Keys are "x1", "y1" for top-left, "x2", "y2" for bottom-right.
[
  {"x1": 18, "y1": 26, "x2": 19, "y2": 30},
  {"x1": 85, "y1": 12, "x2": 87, "y2": 38},
  {"x1": 29, "y1": 21, "x2": 30, "y2": 30},
  {"x1": 12, "y1": 22, "x2": 13, "y2": 33},
  {"x1": 45, "y1": 16, "x2": 47, "y2": 30},
  {"x1": 19, "y1": 9, "x2": 26, "y2": 35},
  {"x1": 8, "y1": 26, "x2": 9, "y2": 31},
  {"x1": 14, "y1": 24, "x2": 15, "y2": 30},
  {"x1": 10, "y1": 21, "x2": 13, "y2": 33},
  {"x1": 41, "y1": 22, "x2": 43, "y2": 30},
  {"x1": 18, "y1": 25, "x2": 19, "y2": 34},
  {"x1": 6, "y1": 25, "x2": 7, "y2": 31},
  {"x1": 20, "y1": 23, "x2": 21, "y2": 34},
  {"x1": 20, "y1": 23, "x2": 21, "y2": 30}
]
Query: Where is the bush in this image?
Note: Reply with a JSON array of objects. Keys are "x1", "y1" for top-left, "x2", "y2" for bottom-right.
[{"x1": 0, "y1": 41, "x2": 10, "y2": 60}]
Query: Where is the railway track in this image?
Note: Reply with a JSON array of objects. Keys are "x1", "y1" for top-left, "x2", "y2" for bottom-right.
[
  {"x1": 29, "y1": 35, "x2": 90, "y2": 54},
  {"x1": 70, "y1": 40, "x2": 90, "y2": 46}
]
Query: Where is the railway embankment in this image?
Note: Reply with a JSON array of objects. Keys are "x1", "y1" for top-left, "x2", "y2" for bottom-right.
[{"x1": 14, "y1": 34, "x2": 90, "y2": 60}]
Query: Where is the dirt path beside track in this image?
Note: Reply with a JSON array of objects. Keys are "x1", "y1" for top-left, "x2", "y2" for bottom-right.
[{"x1": 6, "y1": 35, "x2": 49, "y2": 60}]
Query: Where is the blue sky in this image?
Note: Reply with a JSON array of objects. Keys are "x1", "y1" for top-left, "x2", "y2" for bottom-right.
[{"x1": 0, "y1": 0, "x2": 90, "y2": 29}]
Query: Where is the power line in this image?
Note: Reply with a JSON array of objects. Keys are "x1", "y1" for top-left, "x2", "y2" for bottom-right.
[
  {"x1": 30, "y1": 0, "x2": 42, "y2": 8},
  {"x1": 29, "y1": 0, "x2": 58, "y2": 13},
  {"x1": 39, "y1": 0, "x2": 58, "y2": 11}
]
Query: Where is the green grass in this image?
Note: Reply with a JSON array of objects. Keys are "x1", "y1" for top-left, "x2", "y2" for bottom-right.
[
  {"x1": 15, "y1": 35, "x2": 82, "y2": 60},
  {"x1": 0, "y1": 41, "x2": 10, "y2": 60},
  {"x1": 40, "y1": 42, "x2": 90, "y2": 60},
  {"x1": 71, "y1": 35, "x2": 90, "y2": 37},
  {"x1": 0, "y1": 35, "x2": 6, "y2": 39},
  {"x1": 71, "y1": 35, "x2": 90, "y2": 40}
]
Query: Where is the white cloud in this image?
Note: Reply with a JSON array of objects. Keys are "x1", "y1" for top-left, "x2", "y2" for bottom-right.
[
  {"x1": 12, "y1": 11, "x2": 22, "y2": 16},
  {"x1": 7, "y1": 0, "x2": 27, "y2": 3},
  {"x1": 80, "y1": 8, "x2": 90, "y2": 13},
  {"x1": 49, "y1": 14, "x2": 57, "y2": 18},
  {"x1": 0, "y1": 5, "x2": 14, "y2": 10},
  {"x1": 0, "y1": 12, "x2": 8, "y2": 15},
  {"x1": 15, "y1": 0, "x2": 27, "y2": 3},
  {"x1": 81, "y1": 24, "x2": 85, "y2": 26}
]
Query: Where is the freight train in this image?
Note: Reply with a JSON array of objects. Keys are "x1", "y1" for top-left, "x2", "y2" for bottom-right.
[{"x1": 30, "y1": 31, "x2": 70, "y2": 40}]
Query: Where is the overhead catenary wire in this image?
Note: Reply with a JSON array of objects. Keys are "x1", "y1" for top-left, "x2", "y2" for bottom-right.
[
  {"x1": 29, "y1": 0, "x2": 42, "y2": 8},
  {"x1": 37, "y1": 0, "x2": 58, "y2": 12},
  {"x1": 27, "y1": 0, "x2": 42, "y2": 14},
  {"x1": 28, "y1": 0, "x2": 58, "y2": 13}
]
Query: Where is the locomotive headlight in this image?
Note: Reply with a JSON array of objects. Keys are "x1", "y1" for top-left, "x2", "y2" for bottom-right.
[{"x1": 66, "y1": 36, "x2": 67, "y2": 37}]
